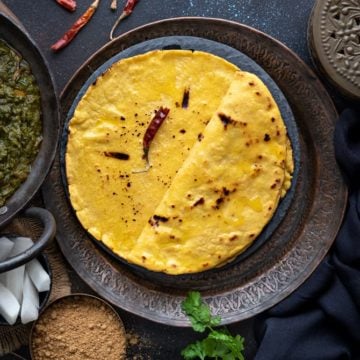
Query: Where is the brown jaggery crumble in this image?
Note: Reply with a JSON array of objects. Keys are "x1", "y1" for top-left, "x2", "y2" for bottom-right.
[{"x1": 31, "y1": 295, "x2": 126, "y2": 360}]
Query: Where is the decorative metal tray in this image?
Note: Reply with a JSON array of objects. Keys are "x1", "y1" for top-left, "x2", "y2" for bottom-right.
[{"x1": 43, "y1": 17, "x2": 347, "y2": 326}]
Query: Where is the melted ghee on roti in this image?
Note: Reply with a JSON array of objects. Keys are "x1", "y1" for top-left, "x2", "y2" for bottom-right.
[{"x1": 66, "y1": 50, "x2": 293, "y2": 274}]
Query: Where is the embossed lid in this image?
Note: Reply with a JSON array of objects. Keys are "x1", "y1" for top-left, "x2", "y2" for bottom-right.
[{"x1": 309, "y1": 0, "x2": 360, "y2": 100}]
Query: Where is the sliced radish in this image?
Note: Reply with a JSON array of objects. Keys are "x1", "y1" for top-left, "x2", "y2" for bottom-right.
[
  {"x1": 4, "y1": 265, "x2": 25, "y2": 303},
  {"x1": 21, "y1": 272, "x2": 39, "y2": 324},
  {"x1": 0, "y1": 237, "x2": 14, "y2": 261},
  {"x1": 0, "y1": 282, "x2": 20, "y2": 325},
  {"x1": 9, "y1": 237, "x2": 33, "y2": 256},
  {"x1": 26, "y1": 259, "x2": 51, "y2": 292}
]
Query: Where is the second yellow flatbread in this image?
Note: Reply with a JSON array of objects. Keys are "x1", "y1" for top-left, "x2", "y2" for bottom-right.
[{"x1": 128, "y1": 71, "x2": 289, "y2": 274}]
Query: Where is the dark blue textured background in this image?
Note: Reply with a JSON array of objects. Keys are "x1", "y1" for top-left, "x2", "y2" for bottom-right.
[
  {"x1": 3, "y1": 0, "x2": 315, "y2": 93},
  {"x1": 2, "y1": 1, "x2": 355, "y2": 359}
]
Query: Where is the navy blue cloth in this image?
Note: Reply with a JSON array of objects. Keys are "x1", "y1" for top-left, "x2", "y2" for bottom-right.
[{"x1": 254, "y1": 108, "x2": 360, "y2": 360}]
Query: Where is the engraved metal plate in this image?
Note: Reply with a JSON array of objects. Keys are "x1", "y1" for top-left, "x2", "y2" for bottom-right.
[
  {"x1": 42, "y1": 18, "x2": 347, "y2": 326},
  {"x1": 309, "y1": 0, "x2": 360, "y2": 99}
]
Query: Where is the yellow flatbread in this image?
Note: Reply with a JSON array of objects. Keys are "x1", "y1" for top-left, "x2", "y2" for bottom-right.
[
  {"x1": 128, "y1": 71, "x2": 289, "y2": 274},
  {"x1": 67, "y1": 50, "x2": 238, "y2": 252},
  {"x1": 66, "y1": 50, "x2": 293, "y2": 275}
]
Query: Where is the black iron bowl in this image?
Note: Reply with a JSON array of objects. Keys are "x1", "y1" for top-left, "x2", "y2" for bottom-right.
[
  {"x1": 0, "y1": 247, "x2": 52, "y2": 326},
  {"x1": 0, "y1": 13, "x2": 59, "y2": 271}
]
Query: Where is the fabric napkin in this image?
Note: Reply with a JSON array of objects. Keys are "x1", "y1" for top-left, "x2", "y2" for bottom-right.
[{"x1": 254, "y1": 108, "x2": 360, "y2": 360}]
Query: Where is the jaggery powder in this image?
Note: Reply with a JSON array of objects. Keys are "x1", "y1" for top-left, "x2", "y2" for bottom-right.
[{"x1": 31, "y1": 295, "x2": 126, "y2": 360}]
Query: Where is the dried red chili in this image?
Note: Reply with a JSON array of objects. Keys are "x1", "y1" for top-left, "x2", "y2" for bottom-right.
[
  {"x1": 110, "y1": 0, "x2": 140, "y2": 39},
  {"x1": 56, "y1": 0, "x2": 77, "y2": 12},
  {"x1": 133, "y1": 107, "x2": 170, "y2": 173},
  {"x1": 51, "y1": 0, "x2": 100, "y2": 52}
]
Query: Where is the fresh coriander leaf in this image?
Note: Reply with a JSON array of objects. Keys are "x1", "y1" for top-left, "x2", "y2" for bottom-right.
[
  {"x1": 183, "y1": 331, "x2": 244, "y2": 360},
  {"x1": 181, "y1": 291, "x2": 221, "y2": 332},
  {"x1": 181, "y1": 292, "x2": 245, "y2": 360},
  {"x1": 181, "y1": 341, "x2": 206, "y2": 360},
  {"x1": 207, "y1": 330, "x2": 245, "y2": 360}
]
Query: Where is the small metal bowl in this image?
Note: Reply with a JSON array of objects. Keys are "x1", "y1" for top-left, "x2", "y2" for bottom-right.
[
  {"x1": 0, "y1": 208, "x2": 56, "y2": 274},
  {"x1": 29, "y1": 293, "x2": 127, "y2": 360},
  {"x1": 0, "y1": 252, "x2": 52, "y2": 326},
  {"x1": 308, "y1": 0, "x2": 360, "y2": 100}
]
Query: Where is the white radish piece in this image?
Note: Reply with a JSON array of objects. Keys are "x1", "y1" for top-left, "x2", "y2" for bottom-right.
[
  {"x1": 21, "y1": 272, "x2": 39, "y2": 324},
  {"x1": 26, "y1": 259, "x2": 51, "y2": 292},
  {"x1": 0, "y1": 281, "x2": 20, "y2": 325},
  {"x1": 3, "y1": 237, "x2": 34, "y2": 304},
  {"x1": 0, "y1": 272, "x2": 6, "y2": 285},
  {"x1": 0, "y1": 237, "x2": 14, "y2": 261},
  {"x1": 4, "y1": 265, "x2": 25, "y2": 303},
  {"x1": 9, "y1": 237, "x2": 33, "y2": 257}
]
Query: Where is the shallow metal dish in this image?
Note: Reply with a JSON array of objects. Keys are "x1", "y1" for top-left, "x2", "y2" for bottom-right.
[{"x1": 29, "y1": 293, "x2": 126, "y2": 359}]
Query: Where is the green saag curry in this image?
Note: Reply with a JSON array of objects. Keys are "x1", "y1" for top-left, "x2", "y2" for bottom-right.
[{"x1": 0, "y1": 39, "x2": 42, "y2": 207}]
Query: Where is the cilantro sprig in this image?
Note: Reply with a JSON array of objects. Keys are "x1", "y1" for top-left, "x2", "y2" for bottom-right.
[
  {"x1": 181, "y1": 291, "x2": 221, "y2": 332},
  {"x1": 181, "y1": 291, "x2": 245, "y2": 360}
]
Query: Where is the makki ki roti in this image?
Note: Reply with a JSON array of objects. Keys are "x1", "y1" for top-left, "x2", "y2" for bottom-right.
[
  {"x1": 67, "y1": 50, "x2": 239, "y2": 251},
  {"x1": 129, "y1": 71, "x2": 290, "y2": 274},
  {"x1": 66, "y1": 49, "x2": 294, "y2": 275}
]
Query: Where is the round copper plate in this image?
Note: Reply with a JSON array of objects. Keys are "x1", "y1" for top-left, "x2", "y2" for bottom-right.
[{"x1": 42, "y1": 17, "x2": 347, "y2": 326}]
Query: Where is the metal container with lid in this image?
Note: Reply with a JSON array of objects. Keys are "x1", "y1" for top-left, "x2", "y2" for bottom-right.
[{"x1": 308, "y1": 0, "x2": 360, "y2": 100}]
